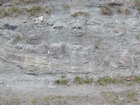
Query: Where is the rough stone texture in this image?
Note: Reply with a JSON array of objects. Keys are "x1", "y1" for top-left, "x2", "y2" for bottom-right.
[
  {"x1": 0, "y1": 0, "x2": 140, "y2": 77},
  {"x1": 1, "y1": 1, "x2": 140, "y2": 104}
]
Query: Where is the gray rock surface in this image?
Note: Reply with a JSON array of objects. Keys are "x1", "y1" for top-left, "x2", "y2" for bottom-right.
[
  {"x1": 0, "y1": 0, "x2": 140, "y2": 104},
  {"x1": 0, "y1": 0, "x2": 140, "y2": 77}
]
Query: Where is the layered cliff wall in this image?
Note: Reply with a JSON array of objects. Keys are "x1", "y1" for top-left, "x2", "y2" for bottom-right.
[{"x1": 0, "y1": 0, "x2": 140, "y2": 77}]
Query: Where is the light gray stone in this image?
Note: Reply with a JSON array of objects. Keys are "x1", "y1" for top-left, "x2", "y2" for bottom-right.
[{"x1": 0, "y1": 0, "x2": 139, "y2": 75}]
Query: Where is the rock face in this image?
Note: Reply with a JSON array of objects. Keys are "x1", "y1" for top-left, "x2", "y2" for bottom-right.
[{"x1": 0, "y1": 0, "x2": 140, "y2": 76}]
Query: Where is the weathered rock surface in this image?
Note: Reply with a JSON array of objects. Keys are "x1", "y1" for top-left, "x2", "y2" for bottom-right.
[
  {"x1": 0, "y1": 0, "x2": 140, "y2": 77},
  {"x1": 1, "y1": 1, "x2": 140, "y2": 104}
]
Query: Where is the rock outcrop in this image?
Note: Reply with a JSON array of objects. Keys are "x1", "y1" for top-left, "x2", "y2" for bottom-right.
[{"x1": 0, "y1": 0, "x2": 140, "y2": 77}]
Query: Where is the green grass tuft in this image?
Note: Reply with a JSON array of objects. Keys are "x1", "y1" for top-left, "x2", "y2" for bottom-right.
[
  {"x1": 54, "y1": 79, "x2": 68, "y2": 85},
  {"x1": 133, "y1": 76, "x2": 140, "y2": 83},
  {"x1": 96, "y1": 76, "x2": 122, "y2": 86},
  {"x1": 127, "y1": 92, "x2": 137, "y2": 99},
  {"x1": 74, "y1": 76, "x2": 84, "y2": 84},
  {"x1": 71, "y1": 11, "x2": 89, "y2": 17},
  {"x1": 102, "y1": 92, "x2": 118, "y2": 103},
  {"x1": 74, "y1": 76, "x2": 93, "y2": 84},
  {"x1": 84, "y1": 78, "x2": 93, "y2": 84},
  {"x1": 27, "y1": 6, "x2": 43, "y2": 16}
]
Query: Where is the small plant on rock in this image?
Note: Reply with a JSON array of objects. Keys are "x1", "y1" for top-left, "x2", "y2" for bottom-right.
[
  {"x1": 71, "y1": 11, "x2": 89, "y2": 17},
  {"x1": 133, "y1": 76, "x2": 140, "y2": 83},
  {"x1": 27, "y1": 6, "x2": 43, "y2": 16},
  {"x1": 74, "y1": 76, "x2": 93, "y2": 84},
  {"x1": 74, "y1": 76, "x2": 84, "y2": 84},
  {"x1": 84, "y1": 78, "x2": 93, "y2": 84},
  {"x1": 0, "y1": 8, "x2": 9, "y2": 18},
  {"x1": 12, "y1": 35, "x2": 21, "y2": 44},
  {"x1": 7, "y1": 6, "x2": 23, "y2": 17},
  {"x1": 45, "y1": 9, "x2": 51, "y2": 15},
  {"x1": 61, "y1": 4, "x2": 70, "y2": 10},
  {"x1": 134, "y1": 0, "x2": 140, "y2": 12},
  {"x1": 102, "y1": 92, "x2": 118, "y2": 103},
  {"x1": 125, "y1": 8, "x2": 131, "y2": 15},
  {"x1": 19, "y1": 0, "x2": 34, "y2": 4},
  {"x1": 101, "y1": 5, "x2": 113, "y2": 15},
  {"x1": 96, "y1": 76, "x2": 122, "y2": 86},
  {"x1": 137, "y1": 7, "x2": 140, "y2": 11},
  {"x1": 135, "y1": 0, "x2": 140, "y2": 7},
  {"x1": 8, "y1": 6, "x2": 20, "y2": 13},
  {"x1": 127, "y1": 92, "x2": 137, "y2": 99},
  {"x1": 54, "y1": 79, "x2": 68, "y2": 85},
  {"x1": 117, "y1": 8, "x2": 123, "y2": 13}
]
